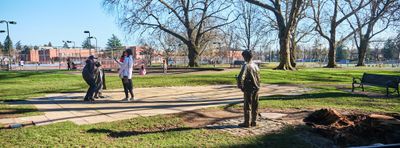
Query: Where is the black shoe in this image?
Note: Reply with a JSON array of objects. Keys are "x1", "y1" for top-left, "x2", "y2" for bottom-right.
[
  {"x1": 251, "y1": 122, "x2": 257, "y2": 127},
  {"x1": 83, "y1": 98, "x2": 90, "y2": 101},
  {"x1": 238, "y1": 123, "x2": 250, "y2": 128},
  {"x1": 89, "y1": 98, "x2": 95, "y2": 102}
]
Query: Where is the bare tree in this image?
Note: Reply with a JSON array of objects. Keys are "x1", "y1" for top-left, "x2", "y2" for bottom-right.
[
  {"x1": 157, "y1": 32, "x2": 182, "y2": 63},
  {"x1": 139, "y1": 38, "x2": 158, "y2": 66},
  {"x1": 245, "y1": 0, "x2": 305, "y2": 70},
  {"x1": 235, "y1": 1, "x2": 270, "y2": 52},
  {"x1": 345, "y1": 0, "x2": 400, "y2": 66},
  {"x1": 311, "y1": 0, "x2": 370, "y2": 67},
  {"x1": 104, "y1": 0, "x2": 237, "y2": 67},
  {"x1": 288, "y1": 1, "x2": 312, "y2": 67}
]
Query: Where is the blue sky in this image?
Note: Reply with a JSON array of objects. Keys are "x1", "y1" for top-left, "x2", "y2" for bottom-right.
[{"x1": 0, "y1": 0, "x2": 133, "y2": 48}]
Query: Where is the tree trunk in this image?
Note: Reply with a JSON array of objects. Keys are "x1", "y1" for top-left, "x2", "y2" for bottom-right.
[
  {"x1": 326, "y1": 41, "x2": 337, "y2": 68},
  {"x1": 356, "y1": 40, "x2": 368, "y2": 66},
  {"x1": 290, "y1": 35, "x2": 297, "y2": 68},
  {"x1": 275, "y1": 36, "x2": 295, "y2": 70},
  {"x1": 188, "y1": 45, "x2": 199, "y2": 67}
]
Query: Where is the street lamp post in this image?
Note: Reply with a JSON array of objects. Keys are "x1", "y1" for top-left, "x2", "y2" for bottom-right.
[
  {"x1": 0, "y1": 20, "x2": 17, "y2": 70},
  {"x1": 89, "y1": 36, "x2": 97, "y2": 56},
  {"x1": 65, "y1": 40, "x2": 78, "y2": 61},
  {"x1": 84, "y1": 31, "x2": 92, "y2": 55}
]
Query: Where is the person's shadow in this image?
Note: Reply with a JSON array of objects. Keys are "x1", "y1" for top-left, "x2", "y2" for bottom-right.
[{"x1": 87, "y1": 125, "x2": 240, "y2": 138}]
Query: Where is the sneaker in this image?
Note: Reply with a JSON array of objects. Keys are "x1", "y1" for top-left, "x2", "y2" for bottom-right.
[
  {"x1": 83, "y1": 98, "x2": 90, "y2": 102},
  {"x1": 130, "y1": 97, "x2": 134, "y2": 101},
  {"x1": 238, "y1": 123, "x2": 250, "y2": 128},
  {"x1": 121, "y1": 98, "x2": 130, "y2": 102}
]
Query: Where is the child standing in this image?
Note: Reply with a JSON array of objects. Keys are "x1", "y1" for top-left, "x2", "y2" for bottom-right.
[{"x1": 236, "y1": 50, "x2": 260, "y2": 127}]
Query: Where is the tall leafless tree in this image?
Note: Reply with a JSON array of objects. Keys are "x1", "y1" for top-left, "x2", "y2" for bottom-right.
[
  {"x1": 346, "y1": 0, "x2": 400, "y2": 66},
  {"x1": 235, "y1": 1, "x2": 270, "y2": 52},
  {"x1": 311, "y1": 0, "x2": 370, "y2": 68},
  {"x1": 104, "y1": 0, "x2": 237, "y2": 67},
  {"x1": 245, "y1": 0, "x2": 305, "y2": 70}
]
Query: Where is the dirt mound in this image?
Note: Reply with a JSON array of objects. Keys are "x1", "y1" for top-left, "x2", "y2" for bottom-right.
[
  {"x1": 304, "y1": 108, "x2": 354, "y2": 128},
  {"x1": 304, "y1": 108, "x2": 400, "y2": 146}
]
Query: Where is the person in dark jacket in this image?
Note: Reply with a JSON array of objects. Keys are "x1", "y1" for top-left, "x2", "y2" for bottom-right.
[
  {"x1": 237, "y1": 50, "x2": 260, "y2": 127},
  {"x1": 82, "y1": 55, "x2": 97, "y2": 102},
  {"x1": 94, "y1": 61, "x2": 106, "y2": 99}
]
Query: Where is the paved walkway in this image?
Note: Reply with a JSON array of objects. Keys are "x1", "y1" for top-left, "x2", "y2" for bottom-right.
[{"x1": 0, "y1": 85, "x2": 309, "y2": 126}]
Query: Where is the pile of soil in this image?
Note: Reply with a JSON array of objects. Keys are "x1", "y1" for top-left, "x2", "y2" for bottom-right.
[{"x1": 304, "y1": 108, "x2": 400, "y2": 146}]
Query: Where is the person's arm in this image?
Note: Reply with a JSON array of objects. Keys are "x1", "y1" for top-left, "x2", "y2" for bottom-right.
[
  {"x1": 237, "y1": 64, "x2": 247, "y2": 90},
  {"x1": 114, "y1": 58, "x2": 123, "y2": 66}
]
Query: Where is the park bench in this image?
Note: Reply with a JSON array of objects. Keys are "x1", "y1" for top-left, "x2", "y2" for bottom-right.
[
  {"x1": 231, "y1": 60, "x2": 245, "y2": 68},
  {"x1": 352, "y1": 73, "x2": 400, "y2": 97}
]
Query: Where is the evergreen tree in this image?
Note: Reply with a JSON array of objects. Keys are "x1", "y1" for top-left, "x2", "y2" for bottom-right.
[
  {"x1": 336, "y1": 44, "x2": 348, "y2": 61},
  {"x1": 15, "y1": 41, "x2": 22, "y2": 51},
  {"x1": 106, "y1": 34, "x2": 123, "y2": 50},
  {"x1": 82, "y1": 38, "x2": 94, "y2": 49},
  {"x1": 63, "y1": 42, "x2": 69, "y2": 48},
  {"x1": 34, "y1": 45, "x2": 39, "y2": 50},
  {"x1": 0, "y1": 41, "x2": 3, "y2": 51},
  {"x1": 48, "y1": 42, "x2": 52, "y2": 47},
  {"x1": 382, "y1": 39, "x2": 395, "y2": 60},
  {"x1": 3, "y1": 36, "x2": 13, "y2": 56}
]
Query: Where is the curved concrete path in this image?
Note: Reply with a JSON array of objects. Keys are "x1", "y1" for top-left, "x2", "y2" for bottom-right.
[{"x1": 1, "y1": 85, "x2": 309, "y2": 126}]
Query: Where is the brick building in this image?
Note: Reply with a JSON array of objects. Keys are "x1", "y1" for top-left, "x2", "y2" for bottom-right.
[{"x1": 20, "y1": 47, "x2": 95, "y2": 63}]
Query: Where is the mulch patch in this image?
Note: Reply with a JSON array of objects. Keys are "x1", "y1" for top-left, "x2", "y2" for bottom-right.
[{"x1": 304, "y1": 108, "x2": 400, "y2": 146}]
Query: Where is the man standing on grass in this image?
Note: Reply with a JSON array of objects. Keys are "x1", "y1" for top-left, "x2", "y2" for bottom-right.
[
  {"x1": 237, "y1": 50, "x2": 260, "y2": 127},
  {"x1": 82, "y1": 55, "x2": 97, "y2": 102}
]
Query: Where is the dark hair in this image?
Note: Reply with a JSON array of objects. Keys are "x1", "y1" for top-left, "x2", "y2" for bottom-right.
[
  {"x1": 242, "y1": 50, "x2": 253, "y2": 61},
  {"x1": 126, "y1": 49, "x2": 133, "y2": 56},
  {"x1": 121, "y1": 51, "x2": 126, "y2": 57}
]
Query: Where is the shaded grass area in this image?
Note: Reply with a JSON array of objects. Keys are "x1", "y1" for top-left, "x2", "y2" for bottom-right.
[{"x1": 0, "y1": 114, "x2": 311, "y2": 147}]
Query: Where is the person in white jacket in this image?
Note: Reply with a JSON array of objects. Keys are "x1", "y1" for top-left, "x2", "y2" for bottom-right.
[{"x1": 114, "y1": 50, "x2": 135, "y2": 101}]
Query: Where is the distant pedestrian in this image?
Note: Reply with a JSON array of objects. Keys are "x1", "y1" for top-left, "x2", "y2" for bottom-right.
[
  {"x1": 82, "y1": 55, "x2": 97, "y2": 102},
  {"x1": 19, "y1": 60, "x2": 24, "y2": 70},
  {"x1": 139, "y1": 65, "x2": 146, "y2": 75},
  {"x1": 94, "y1": 61, "x2": 106, "y2": 99},
  {"x1": 67, "y1": 58, "x2": 72, "y2": 70},
  {"x1": 162, "y1": 59, "x2": 167, "y2": 74},
  {"x1": 236, "y1": 50, "x2": 260, "y2": 128}
]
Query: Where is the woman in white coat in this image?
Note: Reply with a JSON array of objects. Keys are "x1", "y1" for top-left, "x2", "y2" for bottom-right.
[{"x1": 114, "y1": 50, "x2": 135, "y2": 101}]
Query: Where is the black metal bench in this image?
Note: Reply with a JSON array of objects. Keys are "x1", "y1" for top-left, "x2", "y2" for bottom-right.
[
  {"x1": 230, "y1": 60, "x2": 245, "y2": 68},
  {"x1": 352, "y1": 73, "x2": 400, "y2": 97}
]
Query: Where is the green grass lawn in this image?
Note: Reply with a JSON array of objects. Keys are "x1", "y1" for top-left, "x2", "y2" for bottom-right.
[
  {"x1": 0, "y1": 67, "x2": 399, "y2": 147},
  {"x1": 0, "y1": 68, "x2": 399, "y2": 117}
]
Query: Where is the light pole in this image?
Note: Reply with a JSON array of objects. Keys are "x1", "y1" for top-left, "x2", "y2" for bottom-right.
[
  {"x1": 84, "y1": 31, "x2": 92, "y2": 55},
  {"x1": 64, "y1": 40, "x2": 75, "y2": 48},
  {"x1": 65, "y1": 40, "x2": 78, "y2": 61},
  {"x1": 0, "y1": 20, "x2": 17, "y2": 70},
  {"x1": 89, "y1": 36, "x2": 97, "y2": 56}
]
